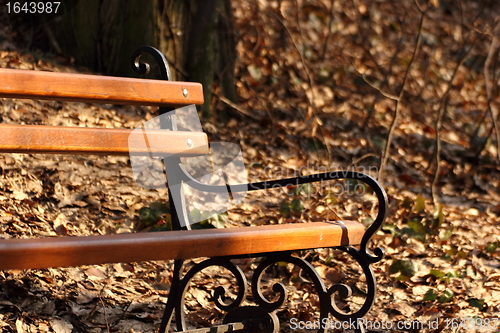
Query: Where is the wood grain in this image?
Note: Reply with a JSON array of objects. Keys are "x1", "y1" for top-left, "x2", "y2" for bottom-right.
[
  {"x1": 0, "y1": 68, "x2": 204, "y2": 106},
  {"x1": 0, "y1": 124, "x2": 208, "y2": 156},
  {"x1": 0, "y1": 68, "x2": 368, "y2": 275},
  {"x1": 0, "y1": 221, "x2": 365, "y2": 270}
]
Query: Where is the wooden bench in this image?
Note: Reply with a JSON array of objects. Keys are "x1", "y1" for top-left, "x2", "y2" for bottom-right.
[{"x1": 0, "y1": 46, "x2": 388, "y2": 333}]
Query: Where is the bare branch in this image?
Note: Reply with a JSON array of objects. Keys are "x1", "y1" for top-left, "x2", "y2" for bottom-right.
[
  {"x1": 322, "y1": 0, "x2": 336, "y2": 61},
  {"x1": 363, "y1": 37, "x2": 405, "y2": 127},
  {"x1": 483, "y1": 18, "x2": 500, "y2": 162},
  {"x1": 350, "y1": 0, "x2": 388, "y2": 77},
  {"x1": 469, "y1": 18, "x2": 500, "y2": 159},
  {"x1": 215, "y1": 93, "x2": 261, "y2": 120},
  {"x1": 360, "y1": 73, "x2": 400, "y2": 101},
  {"x1": 377, "y1": 7, "x2": 427, "y2": 184},
  {"x1": 413, "y1": 0, "x2": 428, "y2": 14},
  {"x1": 431, "y1": 40, "x2": 476, "y2": 204},
  {"x1": 269, "y1": 6, "x2": 332, "y2": 162}
]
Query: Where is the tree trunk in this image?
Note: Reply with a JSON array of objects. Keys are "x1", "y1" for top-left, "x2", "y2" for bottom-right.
[
  {"x1": 184, "y1": 0, "x2": 238, "y2": 118},
  {"x1": 47, "y1": 0, "x2": 157, "y2": 77},
  {"x1": 41, "y1": 0, "x2": 236, "y2": 117}
]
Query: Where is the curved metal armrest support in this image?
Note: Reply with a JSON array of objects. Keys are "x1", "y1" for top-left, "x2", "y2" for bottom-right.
[
  {"x1": 246, "y1": 171, "x2": 387, "y2": 263},
  {"x1": 180, "y1": 166, "x2": 387, "y2": 263}
]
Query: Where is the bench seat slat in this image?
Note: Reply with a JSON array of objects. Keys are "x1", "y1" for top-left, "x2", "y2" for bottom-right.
[
  {"x1": 0, "y1": 124, "x2": 208, "y2": 156},
  {"x1": 0, "y1": 221, "x2": 365, "y2": 270},
  {"x1": 0, "y1": 68, "x2": 204, "y2": 107}
]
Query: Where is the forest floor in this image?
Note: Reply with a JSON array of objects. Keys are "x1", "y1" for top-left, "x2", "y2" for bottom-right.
[{"x1": 1, "y1": 0, "x2": 500, "y2": 332}]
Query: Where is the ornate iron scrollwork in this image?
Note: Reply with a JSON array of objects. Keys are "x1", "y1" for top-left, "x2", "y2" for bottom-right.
[
  {"x1": 130, "y1": 45, "x2": 174, "y2": 118},
  {"x1": 160, "y1": 250, "x2": 380, "y2": 332},
  {"x1": 131, "y1": 45, "x2": 171, "y2": 81},
  {"x1": 155, "y1": 169, "x2": 387, "y2": 333},
  {"x1": 251, "y1": 249, "x2": 378, "y2": 333},
  {"x1": 153, "y1": 169, "x2": 387, "y2": 332},
  {"x1": 157, "y1": 257, "x2": 248, "y2": 333}
]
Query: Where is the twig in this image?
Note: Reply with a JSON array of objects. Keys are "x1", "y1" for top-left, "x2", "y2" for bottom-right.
[
  {"x1": 431, "y1": 94, "x2": 449, "y2": 205},
  {"x1": 242, "y1": 80, "x2": 275, "y2": 126},
  {"x1": 482, "y1": 18, "x2": 500, "y2": 162},
  {"x1": 360, "y1": 74, "x2": 400, "y2": 101},
  {"x1": 215, "y1": 93, "x2": 261, "y2": 120},
  {"x1": 363, "y1": 37, "x2": 405, "y2": 127},
  {"x1": 431, "y1": 34, "x2": 476, "y2": 204},
  {"x1": 352, "y1": 153, "x2": 380, "y2": 166},
  {"x1": 377, "y1": 4, "x2": 427, "y2": 184},
  {"x1": 269, "y1": 5, "x2": 332, "y2": 163},
  {"x1": 87, "y1": 282, "x2": 110, "y2": 323},
  {"x1": 291, "y1": 0, "x2": 318, "y2": 121},
  {"x1": 322, "y1": 0, "x2": 336, "y2": 61},
  {"x1": 350, "y1": 0, "x2": 387, "y2": 77},
  {"x1": 460, "y1": 0, "x2": 497, "y2": 37},
  {"x1": 99, "y1": 297, "x2": 111, "y2": 333},
  {"x1": 413, "y1": 0, "x2": 428, "y2": 13}
]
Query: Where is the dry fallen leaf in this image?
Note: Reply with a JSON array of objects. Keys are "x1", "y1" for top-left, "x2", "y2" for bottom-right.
[{"x1": 51, "y1": 319, "x2": 73, "y2": 333}]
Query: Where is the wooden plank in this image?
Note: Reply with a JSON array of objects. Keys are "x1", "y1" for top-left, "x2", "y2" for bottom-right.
[
  {"x1": 0, "y1": 68, "x2": 204, "y2": 107},
  {"x1": 0, "y1": 124, "x2": 208, "y2": 156},
  {"x1": 0, "y1": 221, "x2": 365, "y2": 270}
]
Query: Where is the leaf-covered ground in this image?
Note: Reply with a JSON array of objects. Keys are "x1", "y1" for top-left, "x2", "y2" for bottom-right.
[{"x1": 1, "y1": 0, "x2": 500, "y2": 332}]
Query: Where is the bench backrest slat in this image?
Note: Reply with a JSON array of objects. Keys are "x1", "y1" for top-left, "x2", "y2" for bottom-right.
[
  {"x1": 0, "y1": 124, "x2": 208, "y2": 156},
  {"x1": 0, "y1": 68, "x2": 204, "y2": 107}
]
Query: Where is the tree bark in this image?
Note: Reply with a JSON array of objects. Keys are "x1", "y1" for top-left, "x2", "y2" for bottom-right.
[
  {"x1": 40, "y1": 0, "x2": 237, "y2": 117},
  {"x1": 184, "y1": 0, "x2": 238, "y2": 118},
  {"x1": 47, "y1": 0, "x2": 157, "y2": 77}
]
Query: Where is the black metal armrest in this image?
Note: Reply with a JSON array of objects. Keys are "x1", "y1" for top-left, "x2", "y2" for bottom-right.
[
  {"x1": 246, "y1": 171, "x2": 387, "y2": 262},
  {"x1": 180, "y1": 167, "x2": 387, "y2": 262}
]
